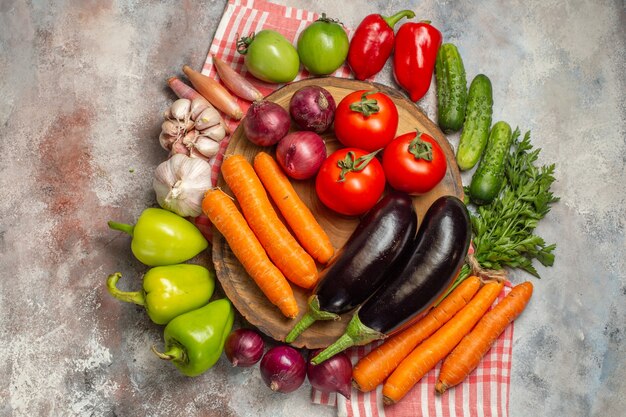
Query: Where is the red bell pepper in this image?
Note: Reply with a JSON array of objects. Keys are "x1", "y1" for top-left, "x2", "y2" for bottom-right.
[
  {"x1": 347, "y1": 10, "x2": 416, "y2": 80},
  {"x1": 393, "y1": 20, "x2": 442, "y2": 102}
]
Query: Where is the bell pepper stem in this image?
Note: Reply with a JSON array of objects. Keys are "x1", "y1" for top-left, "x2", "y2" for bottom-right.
[
  {"x1": 383, "y1": 10, "x2": 416, "y2": 29},
  {"x1": 285, "y1": 296, "x2": 339, "y2": 343},
  {"x1": 107, "y1": 220, "x2": 135, "y2": 236},
  {"x1": 310, "y1": 313, "x2": 385, "y2": 365},
  {"x1": 151, "y1": 344, "x2": 186, "y2": 362},
  {"x1": 106, "y1": 272, "x2": 145, "y2": 306}
]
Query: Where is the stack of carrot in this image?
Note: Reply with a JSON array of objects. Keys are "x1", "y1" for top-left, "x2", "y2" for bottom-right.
[
  {"x1": 352, "y1": 276, "x2": 534, "y2": 403},
  {"x1": 201, "y1": 152, "x2": 334, "y2": 319}
]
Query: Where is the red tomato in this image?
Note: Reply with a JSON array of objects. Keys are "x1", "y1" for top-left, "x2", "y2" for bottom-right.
[
  {"x1": 382, "y1": 131, "x2": 447, "y2": 194},
  {"x1": 315, "y1": 147, "x2": 386, "y2": 216},
  {"x1": 334, "y1": 90, "x2": 399, "y2": 152}
]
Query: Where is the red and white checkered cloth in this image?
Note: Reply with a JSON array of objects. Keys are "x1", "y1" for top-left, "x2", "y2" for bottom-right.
[
  {"x1": 311, "y1": 284, "x2": 514, "y2": 417},
  {"x1": 201, "y1": 1, "x2": 516, "y2": 416}
]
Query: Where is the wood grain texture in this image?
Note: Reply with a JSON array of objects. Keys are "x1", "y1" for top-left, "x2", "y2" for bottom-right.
[{"x1": 212, "y1": 77, "x2": 463, "y2": 348}]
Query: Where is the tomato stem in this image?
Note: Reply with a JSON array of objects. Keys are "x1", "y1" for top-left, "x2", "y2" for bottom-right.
[
  {"x1": 336, "y1": 149, "x2": 381, "y2": 182},
  {"x1": 317, "y1": 12, "x2": 343, "y2": 26},
  {"x1": 349, "y1": 91, "x2": 380, "y2": 118},
  {"x1": 236, "y1": 32, "x2": 255, "y2": 55},
  {"x1": 408, "y1": 130, "x2": 433, "y2": 161}
]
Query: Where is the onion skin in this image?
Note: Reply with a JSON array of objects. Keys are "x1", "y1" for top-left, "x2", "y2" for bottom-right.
[
  {"x1": 289, "y1": 86, "x2": 336, "y2": 133},
  {"x1": 224, "y1": 329, "x2": 265, "y2": 367},
  {"x1": 213, "y1": 55, "x2": 264, "y2": 102},
  {"x1": 276, "y1": 131, "x2": 327, "y2": 180},
  {"x1": 183, "y1": 65, "x2": 244, "y2": 120},
  {"x1": 307, "y1": 349, "x2": 352, "y2": 399},
  {"x1": 193, "y1": 214, "x2": 213, "y2": 242},
  {"x1": 167, "y1": 76, "x2": 205, "y2": 101},
  {"x1": 243, "y1": 101, "x2": 291, "y2": 146},
  {"x1": 260, "y1": 346, "x2": 306, "y2": 393}
]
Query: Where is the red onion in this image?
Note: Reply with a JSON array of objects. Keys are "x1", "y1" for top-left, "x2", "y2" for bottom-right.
[
  {"x1": 307, "y1": 349, "x2": 353, "y2": 399},
  {"x1": 289, "y1": 86, "x2": 336, "y2": 133},
  {"x1": 276, "y1": 131, "x2": 327, "y2": 180},
  {"x1": 260, "y1": 346, "x2": 306, "y2": 393},
  {"x1": 224, "y1": 329, "x2": 265, "y2": 367},
  {"x1": 242, "y1": 100, "x2": 291, "y2": 146}
]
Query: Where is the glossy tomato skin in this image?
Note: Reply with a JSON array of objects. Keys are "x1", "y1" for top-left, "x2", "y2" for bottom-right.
[
  {"x1": 297, "y1": 18, "x2": 349, "y2": 75},
  {"x1": 334, "y1": 90, "x2": 399, "y2": 152},
  {"x1": 382, "y1": 131, "x2": 447, "y2": 194},
  {"x1": 316, "y1": 148, "x2": 386, "y2": 216},
  {"x1": 243, "y1": 30, "x2": 300, "y2": 83}
]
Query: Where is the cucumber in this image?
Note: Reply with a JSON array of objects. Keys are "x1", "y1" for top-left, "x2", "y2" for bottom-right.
[
  {"x1": 435, "y1": 43, "x2": 467, "y2": 133},
  {"x1": 469, "y1": 121, "x2": 513, "y2": 205},
  {"x1": 456, "y1": 74, "x2": 493, "y2": 170}
]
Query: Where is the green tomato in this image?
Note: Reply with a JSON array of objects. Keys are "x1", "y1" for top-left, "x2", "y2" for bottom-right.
[
  {"x1": 238, "y1": 30, "x2": 300, "y2": 83},
  {"x1": 297, "y1": 14, "x2": 349, "y2": 75}
]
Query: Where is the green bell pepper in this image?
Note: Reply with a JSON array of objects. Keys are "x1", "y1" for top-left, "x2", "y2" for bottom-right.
[
  {"x1": 151, "y1": 298, "x2": 235, "y2": 377},
  {"x1": 108, "y1": 208, "x2": 208, "y2": 266},
  {"x1": 106, "y1": 264, "x2": 215, "y2": 325}
]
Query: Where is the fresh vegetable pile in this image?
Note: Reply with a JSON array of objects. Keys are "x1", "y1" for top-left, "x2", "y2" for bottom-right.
[{"x1": 105, "y1": 5, "x2": 557, "y2": 407}]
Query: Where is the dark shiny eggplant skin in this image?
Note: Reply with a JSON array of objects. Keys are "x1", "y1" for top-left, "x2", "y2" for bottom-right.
[
  {"x1": 358, "y1": 195, "x2": 471, "y2": 335},
  {"x1": 315, "y1": 192, "x2": 418, "y2": 314}
]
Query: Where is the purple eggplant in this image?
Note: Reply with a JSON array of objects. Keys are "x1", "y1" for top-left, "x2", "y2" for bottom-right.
[
  {"x1": 312, "y1": 195, "x2": 471, "y2": 364},
  {"x1": 285, "y1": 192, "x2": 417, "y2": 343}
]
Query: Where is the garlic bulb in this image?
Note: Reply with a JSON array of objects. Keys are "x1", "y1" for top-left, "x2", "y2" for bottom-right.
[
  {"x1": 159, "y1": 97, "x2": 229, "y2": 162},
  {"x1": 153, "y1": 154, "x2": 213, "y2": 218}
]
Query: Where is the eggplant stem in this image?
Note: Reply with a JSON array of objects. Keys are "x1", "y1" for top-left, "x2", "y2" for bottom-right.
[
  {"x1": 285, "y1": 296, "x2": 339, "y2": 343},
  {"x1": 311, "y1": 313, "x2": 384, "y2": 365},
  {"x1": 106, "y1": 273, "x2": 145, "y2": 306}
]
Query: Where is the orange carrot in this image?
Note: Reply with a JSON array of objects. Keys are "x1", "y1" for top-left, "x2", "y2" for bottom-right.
[
  {"x1": 253, "y1": 152, "x2": 334, "y2": 264},
  {"x1": 382, "y1": 280, "x2": 505, "y2": 404},
  {"x1": 352, "y1": 276, "x2": 482, "y2": 392},
  {"x1": 182, "y1": 65, "x2": 244, "y2": 120},
  {"x1": 435, "y1": 281, "x2": 533, "y2": 394},
  {"x1": 202, "y1": 188, "x2": 298, "y2": 318},
  {"x1": 221, "y1": 155, "x2": 319, "y2": 289}
]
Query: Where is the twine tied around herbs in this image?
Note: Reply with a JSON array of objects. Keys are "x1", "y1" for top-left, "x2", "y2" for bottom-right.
[{"x1": 466, "y1": 252, "x2": 508, "y2": 283}]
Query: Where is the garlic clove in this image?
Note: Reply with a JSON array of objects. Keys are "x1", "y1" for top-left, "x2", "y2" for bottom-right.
[
  {"x1": 182, "y1": 130, "x2": 197, "y2": 146},
  {"x1": 159, "y1": 132, "x2": 176, "y2": 151},
  {"x1": 194, "y1": 106, "x2": 222, "y2": 131},
  {"x1": 189, "y1": 147, "x2": 211, "y2": 162},
  {"x1": 199, "y1": 124, "x2": 226, "y2": 142},
  {"x1": 170, "y1": 98, "x2": 192, "y2": 121},
  {"x1": 184, "y1": 119, "x2": 195, "y2": 131},
  {"x1": 190, "y1": 97, "x2": 212, "y2": 120},
  {"x1": 170, "y1": 140, "x2": 189, "y2": 156},
  {"x1": 161, "y1": 120, "x2": 182, "y2": 137},
  {"x1": 194, "y1": 137, "x2": 220, "y2": 158}
]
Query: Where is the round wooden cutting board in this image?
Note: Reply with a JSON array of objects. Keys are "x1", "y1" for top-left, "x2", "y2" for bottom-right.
[{"x1": 212, "y1": 77, "x2": 463, "y2": 349}]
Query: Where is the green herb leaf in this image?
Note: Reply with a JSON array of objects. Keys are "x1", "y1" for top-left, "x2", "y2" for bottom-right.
[{"x1": 466, "y1": 129, "x2": 558, "y2": 280}]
